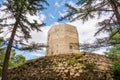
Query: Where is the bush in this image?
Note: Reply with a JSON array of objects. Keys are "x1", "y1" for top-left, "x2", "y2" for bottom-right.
[
  {"x1": 84, "y1": 63, "x2": 95, "y2": 71},
  {"x1": 69, "y1": 57, "x2": 76, "y2": 66},
  {"x1": 112, "y1": 61, "x2": 120, "y2": 80},
  {"x1": 74, "y1": 53, "x2": 82, "y2": 59}
]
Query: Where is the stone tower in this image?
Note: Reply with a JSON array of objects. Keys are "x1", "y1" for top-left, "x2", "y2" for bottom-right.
[{"x1": 46, "y1": 24, "x2": 80, "y2": 56}]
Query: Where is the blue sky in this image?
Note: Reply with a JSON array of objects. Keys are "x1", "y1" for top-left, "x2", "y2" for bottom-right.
[
  {"x1": 0, "y1": 0, "x2": 79, "y2": 60},
  {"x1": 0, "y1": 0, "x2": 109, "y2": 60},
  {"x1": 28, "y1": 0, "x2": 78, "y2": 59},
  {"x1": 0, "y1": 0, "x2": 77, "y2": 25},
  {"x1": 0, "y1": 0, "x2": 78, "y2": 26},
  {"x1": 42, "y1": 0, "x2": 77, "y2": 25}
]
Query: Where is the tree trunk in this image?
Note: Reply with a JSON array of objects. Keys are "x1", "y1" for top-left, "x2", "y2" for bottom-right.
[
  {"x1": 2, "y1": 21, "x2": 18, "y2": 80},
  {"x1": 109, "y1": 0, "x2": 120, "y2": 24}
]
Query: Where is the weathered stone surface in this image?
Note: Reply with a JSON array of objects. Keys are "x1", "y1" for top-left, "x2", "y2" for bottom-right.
[
  {"x1": 8, "y1": 52, "x2": 116, "y2": 80},
  {"x1": 46, "y1": 24, "x2": 80, "y2": 56}
]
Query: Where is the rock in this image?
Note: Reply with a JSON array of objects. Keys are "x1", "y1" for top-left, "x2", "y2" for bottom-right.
[{"x1": 7, "y1": 52, "x2": 115, "y2": 80}]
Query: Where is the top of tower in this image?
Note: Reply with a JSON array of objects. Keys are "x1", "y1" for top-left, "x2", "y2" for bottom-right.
[{"x1": 48, "y1": 23, "x2": 77, "y2": 34}]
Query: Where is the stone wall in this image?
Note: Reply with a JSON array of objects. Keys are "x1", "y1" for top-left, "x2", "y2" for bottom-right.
[
  {"x1": 46, "y1": 24, "x2": 80, "y2": 56},
  {"x1": 8, "y1": 52, "x2": 115, "y2": 80}
]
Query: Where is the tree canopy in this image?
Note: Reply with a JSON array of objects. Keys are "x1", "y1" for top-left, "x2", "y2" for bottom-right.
[
  {"x1": 0, "y1": 0, "x2": 48, "y2": 79},
  {"x1": 59, "y1": 0, "x2": 120, "y2": 50},
  {"x1": 0, "y1": 37, "x2": 26, "y2": 76}
]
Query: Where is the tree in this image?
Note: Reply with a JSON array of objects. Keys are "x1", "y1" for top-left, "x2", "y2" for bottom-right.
[
  {"x1": 105, "y1": 32, "x2": 120, "y2": 59},
  {"x1": 105, "y1": 45, "x2": 120, "y2": 59},
  {"x1": 14, "y1": 55, "x2": 26, "y2": 66},
  {"x1": 0, "y1": 49, "x2": 5, "y2": 66},
  {"x1": 0, "y1": 48, "x2": 26, "y2": 76},
  {"x1": 112, "y1": 61, "x2": 120, "y2": 80},
  {"x1": 0, "y1": 38, "x2": 5, "y2": 66},
  {"x1": 0, "y1": 0, "x2": 48, "y2": 79},
  {"x1": 0, "y1": 37, "x2": 26, "y2": 75},
  {"x1": 59, "y1": 0, "x2": 120, "y2": 47}
]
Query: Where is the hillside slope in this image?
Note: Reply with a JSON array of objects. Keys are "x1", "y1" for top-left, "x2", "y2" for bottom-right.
[{"x1": 8, "y1": 52, "x2": 115, "y2": 80}]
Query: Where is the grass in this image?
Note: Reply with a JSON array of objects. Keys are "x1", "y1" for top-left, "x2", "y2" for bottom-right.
[{"x1": 84, "y1": 62, "x2": 95, "y2": 72}]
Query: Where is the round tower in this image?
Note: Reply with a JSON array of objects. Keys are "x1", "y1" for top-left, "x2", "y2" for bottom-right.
[{"x1": 46, "y1": 24, "x2": 80, "y2": 56}]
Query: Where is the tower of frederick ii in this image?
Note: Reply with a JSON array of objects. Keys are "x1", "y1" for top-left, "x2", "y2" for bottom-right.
[{"x1": 46, "y1": 24, "x2": 80, "y2": 56}]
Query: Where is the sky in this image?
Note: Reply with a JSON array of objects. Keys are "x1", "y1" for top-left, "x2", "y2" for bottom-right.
[
  {"x1": 42, "y1": 0, "x2": 78, "y2": 25},
  {"x1": 17, "y1": 0, "x2": 80, "y2": 60},
  {"x1": 0, "y1": 0, "x2": 109, "y2": 60}
]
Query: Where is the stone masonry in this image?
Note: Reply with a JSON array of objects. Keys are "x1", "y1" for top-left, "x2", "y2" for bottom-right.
[
  {"x1": 7, "y1": 52, "x2": 115, "y2": 80},
  {"x1": 46, "y1": 24, "x2": 80, "y2": 56}
]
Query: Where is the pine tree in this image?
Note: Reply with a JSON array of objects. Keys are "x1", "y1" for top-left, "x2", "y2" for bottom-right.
[
  {"x1": 0, "y1": 0, "x2": 48, "y2": 79},
  {"x1": 59, "y1": 0, "x2": 120, "y2": 48}
]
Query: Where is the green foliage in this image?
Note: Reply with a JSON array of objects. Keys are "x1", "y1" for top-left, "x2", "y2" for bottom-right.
[
  {"x1": 105, "y1": 29, "x2": 120, "y2": 59},
  {"x1": 0, "y1": 47, "x2": 26, "y2": 76},
  {"x1": 0, "y1": 49, "x2": 26, "y2": 67},
  {"x1": 14, "y1": 55, "x2": 26, "y2": 66},
  {"x1": 74, "y1": 53, "x2": 82, "y2": 59},
  {"x1": 0, "y1": 48, "x2": 26, "y2": 74},
  {"x1": 112, "y1": 61, "x2": 120, "y2": 80},
  {"x1": 8, "y1": 61, "x2": 16, "y2": 68},
  {"x1": 0, "y1": 37, "x2": 4, "y2": 46},
  {"x1": 0, "y1": 48, "x2": 5, "y2": 64},
  {"x1": 84, "y1": 63, "x2": 95, "y2": 71},
  {"x1": 68, "y1": 54, "x2": 83, "y2": 66},
  {"x1": 1, "y1": 0, "x2": 48, "y2": 79},
  {"x1": 69, "y1": 57, "x2": 76, "y2": 66},
  {"x1": 109, "y1": 30, "x2": 120, "y2": 44},
  {"x1": 64, "y1": 55, "x2": 69, "y2": 59},
  {"x1": 10, "y1": 50, "x2": 16, "y2": 61},
  {"x1": 0, "y1": 37, "x2": 26, "y2": 67},
  {"x1": 105, "y1": 45, "x2": 120, "y2": 59}
]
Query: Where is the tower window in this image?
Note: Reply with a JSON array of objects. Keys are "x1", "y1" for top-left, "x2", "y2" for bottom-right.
[{"x1": 70, "y1": 46, "x2": 73, "y2": 51}]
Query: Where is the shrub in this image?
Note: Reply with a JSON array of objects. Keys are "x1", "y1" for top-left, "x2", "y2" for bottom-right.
[
  {"x1": 112, "y1": 61, "x2": 120, "y2": 80},
  {"x1": 84, "y1": 63, "x2": 95, "y2": 71},
  {"x1": 74, "y1": 53, "x2": 82, "y2": 59},
  {"x1": 69, "y1": 57, "x2": 76, "y2": 66}
]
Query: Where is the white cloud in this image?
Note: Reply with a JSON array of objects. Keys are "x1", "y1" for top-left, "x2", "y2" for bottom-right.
[
  {"x1": 68, "y1": 16, "x2": 109, "y2": 43},
  {"x1": 0, "y1": 5, "x2": 47, "y2": 42},
  {"x1": 55, "y1": 2, "x2": 60, "y2": 7},
  {"x1": 26, "y1": 13, "x2": 46, "y2": 23},
  {"x1": 39, "y1": 14, "x2": 46, "y2": 21},
  {"x1": 67, "y1": 1, "x2": 76, "y2": 7},
  {"x1": 49, "y1": 14, "x2": 55, "y2": 19},
  {"x1": 29, "y1": 26, "x2": 50, "y2": 44},
  {"x1": 94, "y1": 49, "x2": 107, "y2": 55},
  {"x1": 67, "y1": 17, "x2": 109, "y2": 54},
  {"x1": 59, "y1": 11, "x2": 68, "y2": 17},
  {"x1": 60, "y1": 0, "x2": 67, "y2": 6},
  {"x1": 68, "y1": 20, "x2": 97, "y2": 43},
  {"x1": 31, "y1": 53, "x2": 45, "y2": 57}
]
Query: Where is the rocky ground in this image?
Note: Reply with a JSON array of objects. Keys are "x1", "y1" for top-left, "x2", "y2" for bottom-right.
[{"x1": 7, "y1": 52, "x2": 116, "y2": 80}]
